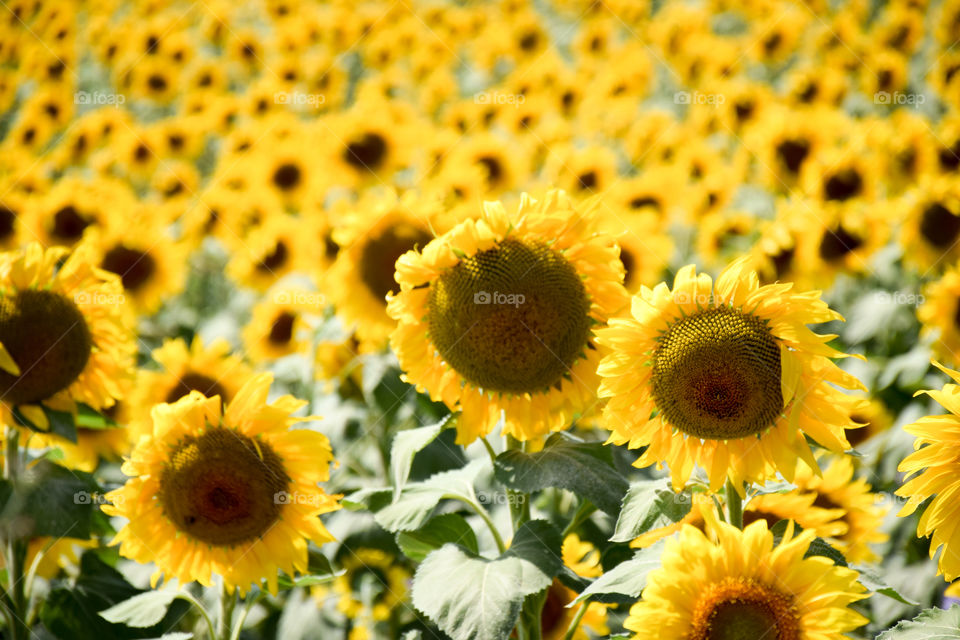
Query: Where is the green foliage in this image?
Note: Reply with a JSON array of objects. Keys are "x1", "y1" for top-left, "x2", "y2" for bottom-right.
[
  {"x1": 0, "y1": 459, "x2": 109, "y2": 539},
  {"x1": 40, "y1": 552, "x2": 189, "y2": 640},
  {"x1": 877, "y1": 605, "x2": 960, "y2": 639},
  {"x1": 494, "y1": 432, "x2": 628, "y2": 515},
  {"x1": 397, "y1": 513, "x2": 479, "y2": 561},
  {"x1": 611, "y1": 479, "x2": 692, "y2": 543},
  {"x1": 411, "y1": 520, "x2": 562, "y2": 640}
]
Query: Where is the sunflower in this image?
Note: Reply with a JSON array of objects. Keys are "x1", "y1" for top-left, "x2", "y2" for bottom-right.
[
  {"x1": 315, "y1": 332, "x2": 363, "y2": 396},
  {"x1": 845, "y1": 395, "x2": 894, "y2": 450},
  {"x1": 625, "y1": 515, "x2": 868, "y2": 639},
  {"x1": 792, "y1": 200, "x2": 891, "y2": 290},
  {"x1": 792, "y1": 455, "x2": 888, "y2": 563},
  {"x1": 540, "y1": 535, "x2": 609, "y2": 640},
  {"x1": 388, "y1": 190, "x2": 628, "y2": 443},
  {"x1": 129, "y1": 336, "x2": 255, "y2": 440},
  {"x1": 226, "y1": 210, "x2": 309, "y2": 292},
  {"x1": 919, "y1": 269, "x2": 960, "y2": 364},
  {"x1": 901, "y1": 177, "x2": 960, "y2": 273},
  {"x1": 86, "y1": 217, "x2": 186, "y2": 315},
  {"x1": 896, "y1": 362, "x2": 960, "y2": 580},
  {"x1": 631, "y1": 489, "x2": 845, "y2": 550},
  {"x1": 243, "y1": 288, "x2": 325, "y2": 363},
  {"x1": 595, "y1": 258, "x2": 864, "y2": 492},
  {"x1": 104, "y1": 373, "x2": 340, "y2": 595},
  {"x1": 0, "y1": 241, "x2": 135, "y2": 429},
  {"x1": 0, "y1": 193, "x2": 25, "y2": 251},
  {"x1": 326, "y1": 190, "x2": 450, "y2": 351},
  {"x1": 599, "y1": 209, "x2": 673, "y2": 294}
]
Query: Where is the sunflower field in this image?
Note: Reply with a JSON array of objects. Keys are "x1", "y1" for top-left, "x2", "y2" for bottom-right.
[{"x1": 6, "y1": 0, "x2": 960, "y2": 639}]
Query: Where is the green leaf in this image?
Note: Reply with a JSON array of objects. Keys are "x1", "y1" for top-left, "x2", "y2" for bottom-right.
[
  {"x1": 277, "y1": 552, "x2": 343, "y2": 589},
  {"x1": 502, "y1": 520, "x2": 563, "y2": 593},
  {"x1": 611, "y1": 480, "x2": 691, "y2": 543},
  {"x1": 0, "y1": 459, "x2": 103, "y2": 539},
  {"x1": 410, "y1": 520, "x2": 561, "y2": 640},
  {"x1": 770, "y1": 521, "x2": 848, "y2": 567},
  {"x1": 40, "y1": 552, "x2": 189, "y2": 640},
  {"x1": 850, "y1": 563, "x2": 919, "y2": 605},
  {"x1": 391, "y1": 414, "x2": 455, "y2": 499},
  {"x1": 100, "y1": 591, "x2": 180, "y2": 628},
  {"x1": 397, "y1": 513, "x2": 479, "y2": 561},
  {"x1": 373, "y1": 460, "x2": 485, "y2": 532},
  {"x1": 342, "y1": 487, "x2": 393, "y2": 512},
  {"x1": 571, "y1": 539, "x2": 666, "y2": 605},
  {"x1": 13, "y1": 405, "x2": 78, "y2": 442},
  {"x1": 877, "y1": 605, "x2": 960, "y2": 640},
  {"x1": 75, "y1": 402, "x2": 119, "y2": 429},
  {"x1": 493, "y1": 432, "x2": 628, "y2": 515}
]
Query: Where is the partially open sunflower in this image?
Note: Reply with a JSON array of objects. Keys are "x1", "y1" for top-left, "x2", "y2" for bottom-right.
[
  {"x1": 896, "y1": 362, "x2": 960, "y2": 583},
  {"x1": 626, "y1": 512, "x2": 868, "y2": 639},
  {"x1": 387, "y1": 190, "x2": 628, "y2": 443},
  {"x1": 595, "y1": 258, "x2": 863, "y2": 491},
  {"x1": 104, "y1": 373, "x2": 340, "y2": 595},
  {"x1": 0, "y1": 241, "x2": 134, "y2": 428}
]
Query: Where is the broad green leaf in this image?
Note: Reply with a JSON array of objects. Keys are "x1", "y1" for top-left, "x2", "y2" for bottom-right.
[
  {"x1": 391, "y1": 414, "x2": 455, "y2": 499},
  {"x1": 502, "y1": 519, "x2": 563, "y2": 593},
  {"x1": 413, "y1": 541, "x2": 548, "y2": 640},
  {"x1": 411, "y1": 520, "x2": 562, "y2": 640},
  {"x1": 877, "y1": 605, "x2": 960, "y2": 640},
  {"x1": 0, "y1": 459, "x2": 103, "y2": 539},
  {"x1": 40, "y1": 552, "x2": 189, "y2": 640},
  {"x1": 611, "y1": 480, "x2": 691, "y2": 543},
  {"x1": 373, "y1": 460, "x2": 485, "y2": 532},
  {"x1": 397, "y1": 513, "x2": 479, "y2": 561},
  {"x1": 850, "y1": 563, "x2": 919, "y2": 605},
  {"x1": 494, "y1": 432, "x2": 628, "y2": 515},
  {"x1": 100, "y1": 591, "x2": 180, "y2": 628},
  {"x1": 571, "y1": 539, "x2": 667, "y2": 605}
]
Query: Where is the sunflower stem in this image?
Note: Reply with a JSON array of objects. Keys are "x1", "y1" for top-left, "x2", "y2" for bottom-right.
[
  {"x1": 504, "y1": 436, "x2": 530, "y2": 533},
  {"x1": 561, "y1": 602, "x2": 589, "y2": 640},
  {"x1": 229, "y1": 591, "x2": 263, "y2": 640},
  {"x1": 561, "y1": 501, "x2": 596, "y2": 537},
  {"x1": 3, "y1": 426, "x2": 29, "y2": 640},
  {"x1": 725, "y1": 479, "x2": 743, "y2": 529},
  {"x1": 177, "y1": 591, "x2": 217, "y2": 640},
  {"x1": 217, "y1": 580, "x2": 236, "y2": 640}
]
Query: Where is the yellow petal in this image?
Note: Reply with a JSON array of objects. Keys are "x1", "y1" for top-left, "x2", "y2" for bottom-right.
[{"x1": 0, "y1": 342, "x2": 21, "y2": 376}]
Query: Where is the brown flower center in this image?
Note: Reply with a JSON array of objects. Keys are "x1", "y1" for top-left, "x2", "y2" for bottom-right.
[
  {"x1": 0, "y1": 289, "x2": 92, "y2": 405},
  {"x1": 159, "y1": 427, "x2": 289, "y2": 546},
  {"x1": 652, "y1": 307, "x2": 782, "y2": 440},
  {"x1": 428, "y1": 238, "x2": 592, "y2": 394}
]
